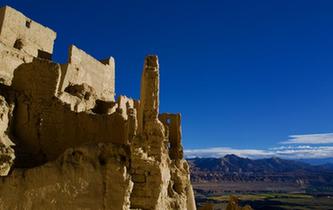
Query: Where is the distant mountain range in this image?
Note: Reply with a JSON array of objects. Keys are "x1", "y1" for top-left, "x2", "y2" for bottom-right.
[{"x1": 188, "y1": 154, "x2": 333, "y2": 195}]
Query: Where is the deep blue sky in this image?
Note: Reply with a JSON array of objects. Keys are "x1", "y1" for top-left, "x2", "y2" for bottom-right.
[{"x1": 3, "y1": 0, "x2": 333, "y2": 153}]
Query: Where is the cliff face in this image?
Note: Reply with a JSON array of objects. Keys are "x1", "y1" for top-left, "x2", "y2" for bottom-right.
[{"x1": 0, "y1": 6, "x2": 196, "y2": 210}]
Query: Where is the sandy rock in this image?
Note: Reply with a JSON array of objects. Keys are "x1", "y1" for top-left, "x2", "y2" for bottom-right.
[
  {"x1": 63, "y1": 83, "x2": 97, "y2": 112},
  {"x1": 0, "y1": 95, "x2": 14, "y2": 176},
  {"x1": 0, "y1": 143, "x2": 132, "y2": 210}
]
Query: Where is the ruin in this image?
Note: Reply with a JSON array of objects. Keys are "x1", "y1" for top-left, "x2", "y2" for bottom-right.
[{"x1": 0, "y1": 6, "x2": 196, "y2": 210}]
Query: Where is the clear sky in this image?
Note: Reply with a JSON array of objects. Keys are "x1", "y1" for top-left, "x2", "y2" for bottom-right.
[{"x1": 3, "y1": 0, "x2": 333, "y2": 159}]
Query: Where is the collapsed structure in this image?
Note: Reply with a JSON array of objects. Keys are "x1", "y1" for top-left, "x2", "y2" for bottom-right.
[{"x1": 0, "y1": 6, "x2": 196, "y2": 210}]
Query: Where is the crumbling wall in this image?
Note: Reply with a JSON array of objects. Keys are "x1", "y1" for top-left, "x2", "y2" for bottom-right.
[
  {"x1": 0, "y1": 5, "x2": 55, "y2": 86},
  {"x1": 11, "y1": 59, "x2": 128, "y2": 166},
  {"x1": 159, "y1": 113, "x2": 196, "y2": 209},
  {"x1": 0, "y1": 38, "x2": 33, "y2": 85},
  {"x1": 159, "y1": 113, "x2": 184, "y2": 160},
  {"x1": 0, "y1": 6, "x2": 56, "y2": 58},
  {"x1": 59, "y1": 45, "x2": 115, "y2": 101}
]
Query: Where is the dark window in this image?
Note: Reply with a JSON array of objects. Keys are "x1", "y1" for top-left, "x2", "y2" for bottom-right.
[{"x1": 25, "y1": 20, "x2": 31, "y2": 28}]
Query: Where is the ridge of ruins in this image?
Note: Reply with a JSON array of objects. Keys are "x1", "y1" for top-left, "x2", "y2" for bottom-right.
[{"x1": 0, "y1": 6, "x2": 196, "y2": 210}]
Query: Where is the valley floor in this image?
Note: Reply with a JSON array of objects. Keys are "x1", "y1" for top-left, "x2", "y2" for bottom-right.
[{"x1": 196, "y1": 193, "x2": 333, "y2": 210}]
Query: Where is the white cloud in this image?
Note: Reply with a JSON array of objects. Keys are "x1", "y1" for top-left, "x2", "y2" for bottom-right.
[
  {"x1": 281, "y1": 133, "x2": 333, "y2": 144},
  {"x1": 269, "y1": 145, "x2": 333, "y2": 159},
  {"x1": 184, "y1": 145, "x2": 333, "y2": 159},
  {"x1": 185, "y1": 133, "x2": 333, "y2": 159}
]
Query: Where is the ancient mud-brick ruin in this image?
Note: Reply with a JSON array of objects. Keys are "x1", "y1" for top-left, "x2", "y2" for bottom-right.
[{"x1": 0, "y1": 6, "x2": 196, "y2": 210}]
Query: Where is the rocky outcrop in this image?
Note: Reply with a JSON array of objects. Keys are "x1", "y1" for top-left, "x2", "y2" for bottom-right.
[
  {"x1": 0, "y1": 143, "x2": 133, "y2": 210},
  {"x1": 0, "y1": 5, "x2": 196, "y2": 210},
  {"x1": 0, "y1": 95, "x2": 14, "y2": 176}
]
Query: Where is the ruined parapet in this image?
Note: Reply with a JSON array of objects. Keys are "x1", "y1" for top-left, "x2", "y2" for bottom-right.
[
  {"x1": 0, "y1": 6, "x2": 56, "y2": 58},
  {"x1": 0, "y1": 7, "x2": 114, "y2": 99},
  {"x1": 11, "y1": 59, "x2": 126, "y2": 165},
  {"x1": 59, "y1": 45, "x2": 115, "y2": 101},
  {"x1": 159, "y1": 113, "x2": 184, "y2": 160},
  {"x1": 0, "y1": 6, "x2": 56, "y2": 86}
]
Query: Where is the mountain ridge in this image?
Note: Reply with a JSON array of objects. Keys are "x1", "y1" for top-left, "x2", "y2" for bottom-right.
[{"x1": 188, "y1": 154, "x2": 333, "y2": 195}]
